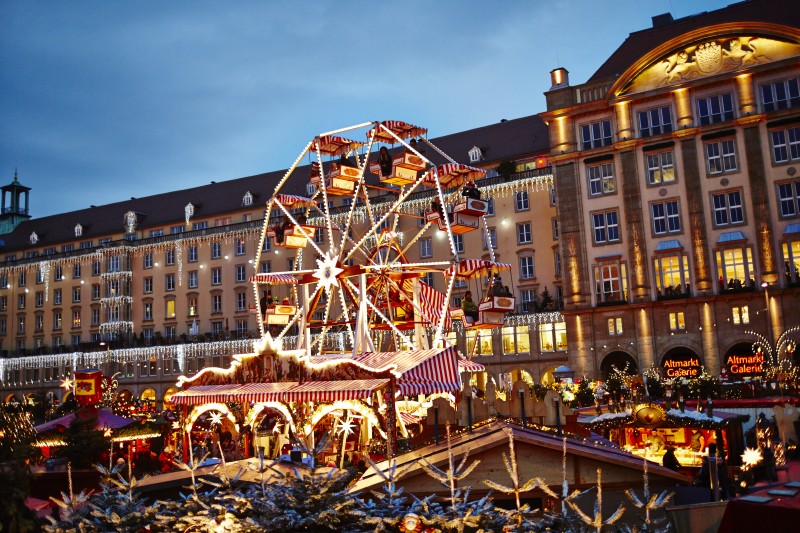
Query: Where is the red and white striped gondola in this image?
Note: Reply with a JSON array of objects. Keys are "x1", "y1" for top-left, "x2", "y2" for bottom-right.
[
  {"x1": 266, "y1": 194, "x2": 317, "y2": 249},
  {"x1": 446, "y1": 260, "x2": 514, "y2": 329},
  {"x1": 423, "y1": 164, "x2": 488, "y2": 234}
]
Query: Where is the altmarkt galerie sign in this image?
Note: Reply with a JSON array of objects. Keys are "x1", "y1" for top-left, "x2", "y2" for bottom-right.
[
  {"x1": 725, "y1": 350, "x2": 764, "y2": 377},
  {"x1": 662, "y1": 353, "x2": 702, "y2": 378}
]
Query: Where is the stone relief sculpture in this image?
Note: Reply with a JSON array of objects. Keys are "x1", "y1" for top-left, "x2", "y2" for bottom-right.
[{"x1": 661, "y1": 37, "x2": 768, "y2": 85}]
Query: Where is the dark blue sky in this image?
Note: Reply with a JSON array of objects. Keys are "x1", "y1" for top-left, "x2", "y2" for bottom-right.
[{"x1": 0, "y1": 0, "x2": 731, "y2": 218}]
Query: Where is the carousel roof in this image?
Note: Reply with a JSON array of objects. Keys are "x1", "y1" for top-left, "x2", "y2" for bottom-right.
[{"x1": 35, "y1": 408, "x2": 135, "y2": 433}]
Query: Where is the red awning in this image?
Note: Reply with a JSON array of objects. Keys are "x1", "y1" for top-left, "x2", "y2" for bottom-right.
[
  {"x1": 367, "y1": 121, "x2": 428, "y2": 143},
  {"x1": 314, "y1": 135, "x2": 364, "y2": 156},
  {"x1": 444, "y1": 259, "x2": 512, "y2": 280},
  {"x1": 422, "y1": 163, "x2": 486, "y2": 187},
  {"x1": 171, "y1": 379, "x2": 389, "y2": 405},
  {"x1": 399, "y1": 411, "x2": 420, "y2": 426},
  {"x1": 271, "y1": 194, "x2": 316, "y2": 208},
  {"x1": 249, "y1": 273, "x2": 299, "y2": 284},
  {"x1": 351, "y1": 346, "x2": 463, "y2": 397},
  {"x1": 458, "y1": 358, "x2": 485, "y2": 372}
]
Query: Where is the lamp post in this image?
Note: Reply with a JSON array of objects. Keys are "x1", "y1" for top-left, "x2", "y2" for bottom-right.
[{"x1": 553, "y1": 395, "x2": 563, "y2": 437}]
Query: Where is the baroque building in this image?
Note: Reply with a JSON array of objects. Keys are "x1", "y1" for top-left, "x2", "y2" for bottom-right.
[{"x1": 542, "y1": 0, "x2": 800, "y2": 380}]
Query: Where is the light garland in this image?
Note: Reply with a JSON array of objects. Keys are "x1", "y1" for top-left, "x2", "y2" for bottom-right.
[
  {"x1": 176, "y1": 241, "x2": 183, "y2": 287},
  {"x1": 99, "y1": 321, "x2": 135, "y2": 334},
  {"x1": 100, "y1": 271, "x2": 132, "y2": 282},
  {"x1": 39, "y1": 261, "x2": 50, "y2": 302}
]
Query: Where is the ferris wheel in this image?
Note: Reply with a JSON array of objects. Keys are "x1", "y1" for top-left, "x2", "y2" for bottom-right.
[{"x1": 251, "y1": 120, "x2": 500, "y2": 359}]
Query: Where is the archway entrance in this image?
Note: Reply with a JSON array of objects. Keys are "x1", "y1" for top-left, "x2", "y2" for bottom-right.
[
  {"x1": 723, "y1": 342, "x2": 764, "y2": 378},
  {"x1": 660, "y1": 347, "x2": 703, "y2": 379},
  {"x1": 600, "y1": 351, "x2": 638, "y2": 379}
]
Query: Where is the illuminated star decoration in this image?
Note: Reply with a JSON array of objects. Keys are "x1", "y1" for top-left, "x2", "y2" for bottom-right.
[
  {"x1": 208, "y1": 412, "x2": 224, "y2": 427},
  {"x1": 172, "y1": 421, "x2": 181, "y2": 430},
  {"x1": 60, "y1": 376, "x2": 74, "y2": 391},
  {"x1": 336, "y1": 417, "x2": 356, "y2": 437},
  {"x1": 741, "y1": 447, "x2": 763, "y2": 468},
  {"x1": 272, "y1": 422, "x2": 283, "y2": 435},
  {"x1": 103, "y1": 427, "x2": 112, "y2": 438},
  {"x1": 312, "y1": 253, "x2": 344, "y2": 294}
]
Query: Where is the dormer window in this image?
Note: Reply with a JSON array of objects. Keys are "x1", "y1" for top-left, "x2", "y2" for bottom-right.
[
  {"x1": 185, "y1": 203, "x2": 195, "y2": 225},
  {"x1": 468, "y1": 146, "x2": 483, "y2": 163},
  {"x1": 242, "y1": 191, "x2": 253, "y2": 206},
  {"x1": 306, "y1": 182, "x2": 316, "y2": 195},
  {"x1": 74, "y1": 224, "x2": 83, "y2": 237},
  {"x1": 29, "y1": 231, "x2": 38, "y2": 245}
]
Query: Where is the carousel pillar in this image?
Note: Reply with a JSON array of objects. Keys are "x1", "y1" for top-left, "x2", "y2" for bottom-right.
[
  {"x1": 386, "y1": 378, "x2": 398, "y2": 458},
  {"x1": 182, "y1": 404, "x2": 190, "y2": 461}
]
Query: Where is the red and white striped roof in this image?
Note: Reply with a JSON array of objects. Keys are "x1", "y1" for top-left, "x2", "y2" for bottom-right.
[
  {"x1": 419, "y1": 280, "x2": 451, "y2": 330},
  {"x1": 422, "y1": 164, "x2": 486, "y2": 187},
  {"x1": 352, "y1": 346, "x2": 462, "y2": 397},
  {"x1": 367, "y1": 121, "x2": 428, "y2": 143},
  {"x1": 171, "y1": 379, "x2": 389, "y2": 405},
  {"x1": 398, "y1": 411, "x2": 420, "y2": 426},
  {"x1": 314, "y1": 135, "x2": 364, "y2": 156},
  {"x1": 249, "y1": 273, "x2": 299, "y2": 285},
  {"x1": 271, "y1": 194, "x2": 316, "y2": 208},
  {"x1": 458, "y1": 358, "x2": 485, "y2": 372},
  {"x1": 444, "y1": 259, "x2": 512, "y2": 279}
]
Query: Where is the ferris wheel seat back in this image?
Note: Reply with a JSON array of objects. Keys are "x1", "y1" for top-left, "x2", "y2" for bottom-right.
[
  {"x1": 380, "y1": 165, "x2": 418, "y2": 186},
  {"x1": 264, "y1": 304, "x2": 298, "y2": 325},
  {"x1": 311, "y1": 174, "x2": 357, "y2": 196},
  {"x1": 479, "y1": 296, "x2": 516, "y2": 312},
  {"x1": 393, "y1": 151, "x2": 426, "y2": 171},
  {"x1": 454, "y1": 198, "x2": 489, "y2": 217},
  {"x1": 327, "y1": 164, "x2": 360, "y2": 181},
  {"x1": 271, "y1": 224, "x2": 315, "y2": 249},
  {"x1": 439, "y1": 212, "x2": 480, "y2": 234}
]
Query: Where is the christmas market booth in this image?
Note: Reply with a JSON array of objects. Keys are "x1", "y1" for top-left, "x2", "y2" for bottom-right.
[{"x1": 577, "y1": 403, "x2": 749, "y2": 469}]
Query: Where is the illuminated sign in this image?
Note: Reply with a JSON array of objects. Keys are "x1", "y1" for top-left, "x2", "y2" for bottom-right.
[
  {"x1": 662, "y1": 354, "x2": 701, "y2": 378},
  {"x1": 725, "y1": 352, "x2": 764, "y2": 376}
]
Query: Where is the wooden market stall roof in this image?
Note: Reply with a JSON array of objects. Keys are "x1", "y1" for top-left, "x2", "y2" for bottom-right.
[{"x1": 170, "y1": 378, "x2": 390, "y2": 405}]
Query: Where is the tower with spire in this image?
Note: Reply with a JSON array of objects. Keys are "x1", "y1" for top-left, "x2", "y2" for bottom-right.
[{"x1": 0, "y1": 169, "x2": 32, "y2": 234}]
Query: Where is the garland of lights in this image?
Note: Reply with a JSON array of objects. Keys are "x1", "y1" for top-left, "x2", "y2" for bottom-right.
[
  {"x1": 99, "y1": 321, "x2": 135, "y2": 334},
  {"x1": 39, "y1": 261, "x2": 50, "y2": 302}
]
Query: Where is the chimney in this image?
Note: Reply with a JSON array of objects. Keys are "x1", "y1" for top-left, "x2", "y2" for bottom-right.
[
  {"x1": 652, "y1": 13, "x2": 674, "y2": 28},
  {"x1": 550, "y1": 67, "x2": 569, "y2": 90}
]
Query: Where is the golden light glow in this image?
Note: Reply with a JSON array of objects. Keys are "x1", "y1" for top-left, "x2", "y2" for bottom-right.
[
  {"x1": 741, "y1": 447, "x2": 763, "y2": 468},
  {"x1": 672, "y1": 88, "x2": 693, "y2": 128},
  {"x1": 615, "y1": 101, "x2": 632, "y2": 139}
]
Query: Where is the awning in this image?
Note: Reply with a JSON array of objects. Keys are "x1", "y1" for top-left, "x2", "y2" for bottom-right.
[
  {"x1": 271, "y1": 194, "x2": 316, "y2": 208},
  {"x1": 444, "y1": 259, "x2": 512, "y2": 280},
  {"x1": 458, "y1": 358, "x2": 485, "y2": 372},
  {"x1": 785, "y1": 223, "x2": 800, "y2": 235},
  {"x1": 422, "y1": 163, "x2": 486, "y2": 187},
  {"x1": 367, "y1": 120, "x2": 428, "y2": 143},
  {"x1": 398, "y1": 411, "x2": 420, "y2": 426},
  {"x1": 313, "y1": 135, "x2": 364, "y2": 156},
  {"x1": 654, "y1": 239, "x2": 682, "y2": 251},
  {"x1": 419, "y1": 280, "x2": 451, "y2": 330},
  {"x1": 249, "y1": 273, "x2": 299, "y2": 284},
  {"x1": 717, "y1": 230, "x2": 746, "y2": 243},
  {"x1": 171, "y1": 379, "x2": 389, "y2": 405},
  {"x1": 36, "y1": 409, "x2": 135, "y2": 433},
  {"x1": 352, "y1": 346, "x2": 463, "y2": 397}
]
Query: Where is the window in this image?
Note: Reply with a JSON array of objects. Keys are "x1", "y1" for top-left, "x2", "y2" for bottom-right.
[
  {"x1": 143, "y1": 277, "x2": 152, "y2": 294},
  {"x1": 262, "y1": 238, "x2": 271, "y2": 252},
  {"x1": 260, "y1": 261, "x2": 271, "y2": 273},
  {"x1": 211, "y1": 241, "x2": 222, "y2": 259},
  {"x1": 170, "y1": 225, "x2": 184, "y2": 234},
  {"x1": 592, "y1": 210, "x2": 620, "y2": 244},
  {"x1": 454, "y1": 234, "x2": 464, "y2": 254},
  {"x1": 18, "y1": 271, "x2": 26, "y2": 287},
  {"x1": 421, "y1": 272, "x2": 435, "y2": 287},
  {"x1": 188, "y1": 245, "x2": 198, "y2": 262},
  {"x1": 732, "y1": 306, "x2": 750, "y2": 325},
  {"x1": 54, "y1": 266, "x2": 63, "y2": 281},
  {"x1": 143, "y1": 302, "x2": 153, "y2": 321},
  {"x1": 69, "y1": 309, "x2": 80, "y2": 329},
  {"x1": 149, "y1": 229, "x2": 164, "y2": 237},
  {"x1": 587, "y1": 162, "x2": 615, "y2": 195},
  {"x1": 235, "y1": 239, "x2": 246, "y2": 255},
  {"x1": 554, "y1": 251, "x2": 562, "y2": 277},
  {"x1": 166, "y1": 248, "x2": 175, "y2": 265},
  {"x1": 581, "y1": 120, "x2": 613, "y2": 150},
  {"x1": 777, "y1": 180, "x2": 800, "y2": 217},
  {"x1": 519, "y1": 256, "x2": 535, "y2": 280},
  {"x1": 608, "y1": 317, "x2": 623, "y2": 335},
  {"x1": 520, "y1": 289, "x2": 536, "y2": 312},
  {"x1": 515, "y1": 191, "x2": 529, "y2": 211},
  {"x1": 770, "y1": 127, "x2": 800, "y2": 164},
  {"x1": 646, "y1": 151, "x2": 676, "y2": 185},
  {"x1": 236, "y1": 292, "x2": 247, "y2": 312},
  {"x1": 483, "y1": 228, "x2": 497, "y2": 250},
  {"x1": 638, "y1": 106, "x2": 673, "y2": 137},
  {"x1": 669, "y1": 312, "x2": 685, "y2": 330},
  {"x1": 654, "y1": 254, "x2": 691, "y2": 297},
  {"x1": 80, "y1": 241, "x2": 93, "y2": 249},
  {"x1": 16, "y1": 294, "x2": 25, "y2": 310},
  {"x1": 53, "y1": 289, "x2": 62, "y2": 305},
  {"x1": 36, "y1": 269, "x2": 44, "y2": 284},
  {"x1": 314, "y1": 228, "x2": 324, "y2": 244},
  {"x1": 466, "y1": 329, "x2": 493, "y2": 356},
  {"x1": 782, "y1": 239, "x2": 800, "y2": 284},
  {"x1": 706, "y1": 139, "x2": 737, "y2": 174},
  {"x1": 17, "y1": 316, "x2": 25, "y2": 334},
  {"x1": 193, "y1": 221, "x2": 208, "y2": 230},
  {"x1": 72, "y1": 287, "x2": 81, "y2": 303},
  {"x1": 34, "y1": 314, "x2": 42, "y2": 332},
  {"x1": 52, "y1": 311, "x2": 62, "y2": 330},
  {"x1": 165, "y1": 325, "x2": 176, "y2": 340},
  {"x1": 35, "y1": 292, "x2": 43, "y2": 307},
  {"x1": 487, "y1": 197, "x2": 495, "y2": 215},
  {"x1": 539, "y1": 322, "x2": 567, "y2": 351},
  {"x1": 166, "y1": 299, "x2": 176, "y2": 319},
  {"x1": 651, "y1": 200, "x2": 681, "y2": 235},
  {"x1": 697, "y1": 93, "x2": 734, "y2": 125},
  {"x1": 212, "y1": 294, "x2": 223, "y2": 313},
  {"x1": 92, "y1": 284, "x2": 100, "y2": 300},
  {"x1": 549, "y1": 186, "x2": 557, "y2": 206},
  {"x1": 92, "y1": 261, "x2": 100, "y2": 276},
  {"x1": 712, "y1": 190, "x2": 744, "y2": 226},
  {"x1": 235, "y1": 264, "x2": 246, "y2": 283},
  {"x1": 236, "y1": 318, "x2": 248, "y2": 338},
  {"x1": 165, "y1": 274, "x2": 175, "y2": 291},
  {"x1": 0, "y1": 296, "x2": 7, "y2": 311},
  {"x1": 91, "y1": 308, "x2": 100, "y2": 326},
  {"x1": 517, "y1": 223, "x2": 532, "y2": 244},
  {"x1": 211, "y1": 321, "x2": 224, "y2": 336},
  {"x1": 420, "y1": 238, "x2": 432, "y2": 258},
  {"x1": 594, "y1": 261, "x2": 628, "y2": 303},
  {"x1": 215, "y1": 217, "x2": 231, "y2": 227},
  {"x1": 108, "y1": 256, "x2": 120, "y2": 272},
  {"x1": 502, "y1": 325, "x2": 530, "y2": 354},
  {"x1": 188, "y1": 296, "x2": 198, "y2": 316},
  {"x1": 188, "y1": 270, "x2": 198, "y2": 288},
  {"x1": 716, "y1": 246, "x2": 755, "y2": 291},
  {"x1": 71, "y1": 334, "x2": 81, "y2": 346},
  {"x1": 761, "y1": 78, "x2": 800, "y2": 112},
  {"x1": 73, "y1": 264, "x2": 81, "y2": 279},
  {"x1": 211, "y1": 267, "x2": 222, "y2": 285},
  {"x1": 551, "y1": 219, "x2": 559, "y2": 240}
]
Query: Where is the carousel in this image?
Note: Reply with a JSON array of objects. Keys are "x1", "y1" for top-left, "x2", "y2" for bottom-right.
[{"x1": 171, "y1": 120, "x2": 500, "y2": 464}]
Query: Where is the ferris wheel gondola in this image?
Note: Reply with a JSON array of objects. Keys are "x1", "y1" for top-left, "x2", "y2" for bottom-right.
[{"x1": 446, "y1": 260, "x2": 515, "y2": 330}]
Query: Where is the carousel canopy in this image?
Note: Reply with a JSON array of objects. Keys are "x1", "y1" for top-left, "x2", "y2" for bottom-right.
[
  {"x1": 170, "y1": 379, "x2": 390, "y2": 405},
  {"x1": 444, "y1": 259, "x2": 512, "y2": 280},
  {"x1": 422, "y1": 163, "x2": 486, "y2": 188},
  {"x1": 367, "y1": 120, "x2": 428, "y2": 143},
  {"x1": 249, "y1": 273, "x2": 299, "y2": 284},
  {"x1": 349, "y1": 346, "x2": 463, "y2": 397},
  {"x1": 313, "y1": 135, "x2": 364, "y2": 156},
  {"x1": 35, "y1": 408, "x2": 135, "y2": 434}
]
